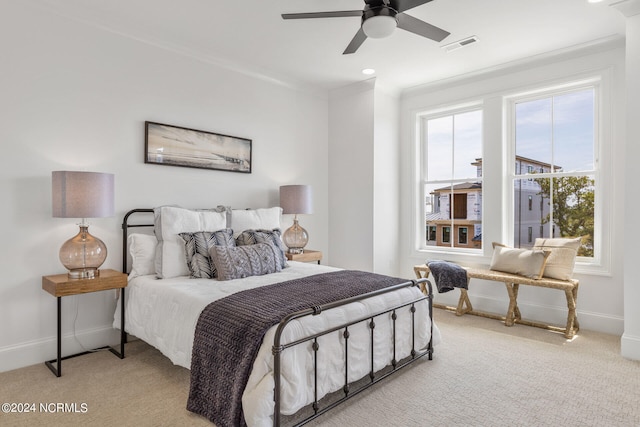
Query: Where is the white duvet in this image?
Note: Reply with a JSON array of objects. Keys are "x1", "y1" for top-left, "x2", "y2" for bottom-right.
[{"x1": 113, "y1": 262, "x2": 440, "y2": 426}]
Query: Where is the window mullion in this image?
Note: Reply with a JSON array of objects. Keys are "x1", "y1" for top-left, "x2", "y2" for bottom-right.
[{"x1": 450, "y1": 117, "x2": 455, "y2": 248}]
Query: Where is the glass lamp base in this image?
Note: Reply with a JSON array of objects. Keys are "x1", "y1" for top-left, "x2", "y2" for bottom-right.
[
  {"x1": 283, "y1": 219, "x2": 308, "y2": 255},
  {"x1": 67, "y1": 268, "x2": 101, "y2": 279},
  {"x1": 59, "y1": 224, "x2": 107, "y2": 280}
]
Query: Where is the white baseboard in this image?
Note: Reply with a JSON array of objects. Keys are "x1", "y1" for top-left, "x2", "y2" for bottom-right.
[
  {"x1": 433, "y1": 293, "x2": 624, "y2": 336},
  {"x1": 621, "y1": 333, "x2": 640, "y2": 361},
  {"x1": 0, "y1": 325, "x2": 120, "y2": 373}
]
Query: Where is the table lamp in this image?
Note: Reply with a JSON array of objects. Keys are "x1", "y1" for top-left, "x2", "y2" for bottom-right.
[
  {"x1": 52, "y1": 171, "x2": 115, "y2": 279},
  {"x1": 279, "y1": 185, "x2": 313, "y2": 254}
]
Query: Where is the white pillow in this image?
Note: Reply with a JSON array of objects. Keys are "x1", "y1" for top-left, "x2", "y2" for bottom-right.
[
  {"x1": 154, "y1": 206, "x2": 227, "y2": 279},
  {"x1": 128, "y1": 233, "x2": 157, "y2": 279},
  {"x1": 230, "y1": 207, "x2": 282, "y2": 238},
  {"x1": 489, "y1": 243, "x2": 550, "y2": 279},
  {"x1": 533, "y1": 237, "x2": 582, "y2": 280}
]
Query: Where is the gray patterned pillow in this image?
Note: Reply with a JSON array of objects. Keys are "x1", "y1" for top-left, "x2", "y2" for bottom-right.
[
  {"x1": 209, "y1": 242, "x2": 282, "y2": 281},
  {"x1": 179, "y1": 229, "x2": 235, "y2": 279},
  {"x1": 235, "y1": 229, "x2": 288, "y2": 269}
]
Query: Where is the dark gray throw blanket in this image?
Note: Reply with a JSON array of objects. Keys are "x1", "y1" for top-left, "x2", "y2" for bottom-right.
[
  {"x1": 187, "y1": 270, "x2": 408, "y2": 427},
  {"x1": 426, "y1": 260, "x2": 468, "y2": 293}
]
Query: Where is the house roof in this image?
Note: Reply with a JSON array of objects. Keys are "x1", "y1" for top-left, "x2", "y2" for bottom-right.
[
  {"x1": 431, "y1": 182, "x2": 482, "y2": 193},
  {"x1": 473, "y1": 156, "x2": 562, "y2": 171}
]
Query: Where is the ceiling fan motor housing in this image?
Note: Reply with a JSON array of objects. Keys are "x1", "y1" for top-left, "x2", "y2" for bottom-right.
[{"x1": 362, "y1": 6, "x2": 398, "y2": 38}]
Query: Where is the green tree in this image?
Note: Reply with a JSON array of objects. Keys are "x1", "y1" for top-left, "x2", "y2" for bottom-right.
[{"x1": 535, "y1": 176, "x2": 594, "y2": 256}]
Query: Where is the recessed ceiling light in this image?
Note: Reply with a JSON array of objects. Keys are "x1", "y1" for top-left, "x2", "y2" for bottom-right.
[
  {"x1": 362, "y1": 68, "x2": 376, "y2": 75},
  {"x1": 587, "y1": 0, "x2": 605, "y2": 3}
]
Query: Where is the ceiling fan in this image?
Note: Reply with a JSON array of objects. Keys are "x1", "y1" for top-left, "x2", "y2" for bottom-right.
[{"x1": 282, "y1": 0, "x2": 450, "y2": 54}]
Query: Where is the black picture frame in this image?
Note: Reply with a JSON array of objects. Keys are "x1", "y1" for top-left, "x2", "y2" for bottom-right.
[{"x1": 144, "y1": 121, "x2": 252, "y2": 173}]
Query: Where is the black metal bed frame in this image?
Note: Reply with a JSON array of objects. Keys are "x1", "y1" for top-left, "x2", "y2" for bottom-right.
[{"x1": 121, "y1": 208, "x2": 434, "y2": 426}]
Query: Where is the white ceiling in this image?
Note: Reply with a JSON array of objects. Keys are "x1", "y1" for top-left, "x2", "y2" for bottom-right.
[{"x1": 37, "y1": 0, "x2": 626, "y2": 92}]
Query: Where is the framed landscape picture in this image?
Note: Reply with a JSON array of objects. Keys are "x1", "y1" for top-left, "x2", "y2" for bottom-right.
[{"x1": 145, "y1": 121, "x2": 252, "y2": 173}]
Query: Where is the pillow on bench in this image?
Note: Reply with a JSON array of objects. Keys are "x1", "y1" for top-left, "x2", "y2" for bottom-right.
[
  {"x1": 533, "y1": 237, "x2": 582, "y2": 281},
  {"x1": 490, "y1": 243, "x2": 551, "y2": 279}
]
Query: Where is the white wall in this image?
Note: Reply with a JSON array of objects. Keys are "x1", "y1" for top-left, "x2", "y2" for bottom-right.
[
  {"x1": 373, "y1": 88, "x2": 401, "y2": 277},
  {"x1": 621, "y1": 9, "x2": 640, "y2": 359},
  {"x1": 328, "y1": 80, "x2": 375, "y2": 270},
  {"x1": 0, "y1": 2, "x2": 329, "y2": 372},
  {"x1": 328, "y1": 80, "x2": 401, "y2": 277},
  {"x1": 399, "y1": 43, "x2": 627, "y2": 336}
]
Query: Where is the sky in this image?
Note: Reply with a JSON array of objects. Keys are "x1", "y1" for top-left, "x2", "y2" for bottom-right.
[
  {"x1": 425, "y1": 109, "x2": 482, "y2": 182},
  {"x1": 424, "y1": 88, "x2": 595, "y2": 181},
  {"x1": 515, "y1": 88, "x2": 595, "y2": 172}
]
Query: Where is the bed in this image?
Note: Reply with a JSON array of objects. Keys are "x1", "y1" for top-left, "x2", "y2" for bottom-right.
[{"x1": 115, "y1": 207, "x2": 439, "y2": 426}]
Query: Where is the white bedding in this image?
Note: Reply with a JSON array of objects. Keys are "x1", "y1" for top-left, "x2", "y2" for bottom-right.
[{"x1": 114, "y1": 262, "x2": 440, "y2": 426}]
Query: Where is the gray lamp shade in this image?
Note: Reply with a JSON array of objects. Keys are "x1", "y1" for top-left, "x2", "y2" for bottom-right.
[
  {"x1": 51, "y1": 171, "x2": 115, "y2": 279},
  {"x1": 52, "y1": 171, "x2": 114, "y2": 218},
  {"x1": 279, "y1": 185, "x2": 313, "y2": 215}
]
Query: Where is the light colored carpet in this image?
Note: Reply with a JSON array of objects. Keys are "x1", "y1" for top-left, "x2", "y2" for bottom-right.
[{"x1": 1, "y1": 309, "x2": 639, "y2": 426}]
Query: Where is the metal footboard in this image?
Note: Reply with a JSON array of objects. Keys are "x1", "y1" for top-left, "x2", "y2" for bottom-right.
[{"x1": 272, "y1": 278, "x2": 434, "y2": 426}]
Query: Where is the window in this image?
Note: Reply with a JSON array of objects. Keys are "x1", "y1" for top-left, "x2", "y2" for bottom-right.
[
  {"x1": 419, "y1": 106, "x2": 483, "y2": 250},
  {"x1": 413, "y1": 73, "x2": 608, "y2": 273},
  {"x1": 510, "y1": 86, "x2": 597, "y2": 257},
  {"x1": 442, "y1": 226, "x2": 451, "y2": 243},
  {"x1": 426, "y1": 226, "x2": 437, "y2": 242},
  {"x1": 459, "y1": 227, "x2": 468, "y2": 245}
]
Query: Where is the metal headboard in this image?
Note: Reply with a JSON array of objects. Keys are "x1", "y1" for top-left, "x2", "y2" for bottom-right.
[
  {"x1": 121, "y1": 206, "x2": 232, "y2": 274},
  {"x1": 121, "y1": 208, "x2": 154, "y2": 274}
]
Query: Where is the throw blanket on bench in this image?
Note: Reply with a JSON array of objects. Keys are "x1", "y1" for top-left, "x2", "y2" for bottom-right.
[
  {"x1": 187, "y1": 270, "x2": 408, "y2": 427},
  {"x1": 427, "y1": 260, "x2": 468, "y2": 293}
]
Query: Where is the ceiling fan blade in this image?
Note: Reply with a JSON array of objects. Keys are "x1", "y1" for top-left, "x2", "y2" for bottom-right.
[
  {"x1": 282, "y1": 10, "x2": 362, "y2": 20},
  {"x1": 389, "y1": 0, "x2": 433, "y2": 13},
  {"x1": 396, "y1": 13, "x2": 450, "y2": 42},
  {"x1": 343, "y1": 27, "x2": 367, "y2": 54}
]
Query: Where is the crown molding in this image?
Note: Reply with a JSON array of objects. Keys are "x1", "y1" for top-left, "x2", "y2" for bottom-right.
[{"x1": 610, "y1": 0, "x2": 640, "y2": 17}]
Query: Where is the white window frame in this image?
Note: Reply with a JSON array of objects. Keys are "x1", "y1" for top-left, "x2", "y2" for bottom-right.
[
  {"x1": 411, "y1": 70, "x2": 612, "y2": 276},
  {"x1": 414, "y1": 102, "x2": 484, "y2": 255},
  {"x1": 504, "y1": 76, "x2": 610, "y2": 273}
]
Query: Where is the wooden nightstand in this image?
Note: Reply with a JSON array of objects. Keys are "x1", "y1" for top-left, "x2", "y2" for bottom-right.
[
  {"x1": 42, "y1": 269, "x2": 128, "y2": 377},
  {"x1": 285, "y1": 249, "x2": 323, "y2": 264}
]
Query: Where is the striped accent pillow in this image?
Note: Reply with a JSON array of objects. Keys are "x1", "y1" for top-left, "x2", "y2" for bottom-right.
[{"x1": 179, "y1": 229, "x2": 235, "y2": 279}]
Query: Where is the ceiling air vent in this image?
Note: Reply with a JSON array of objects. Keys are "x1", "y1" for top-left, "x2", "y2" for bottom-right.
[{"x1": 441, "y1": 36, "x2": 479, "y2": 52}]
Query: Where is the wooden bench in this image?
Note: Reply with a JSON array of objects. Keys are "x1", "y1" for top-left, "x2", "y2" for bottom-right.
[{"x1": 414, "y1": 264, "x2": 580, "y2": 339}]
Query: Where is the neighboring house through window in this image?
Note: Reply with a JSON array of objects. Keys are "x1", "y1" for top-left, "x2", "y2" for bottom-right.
[{"x1": 419, "y1": 107, "x2": 483, "y2": 250}]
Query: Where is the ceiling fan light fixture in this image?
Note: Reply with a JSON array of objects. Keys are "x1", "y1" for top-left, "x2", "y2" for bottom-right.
[{"x1": 362, "y1": 15, "x2": 397, "y2": 38}]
